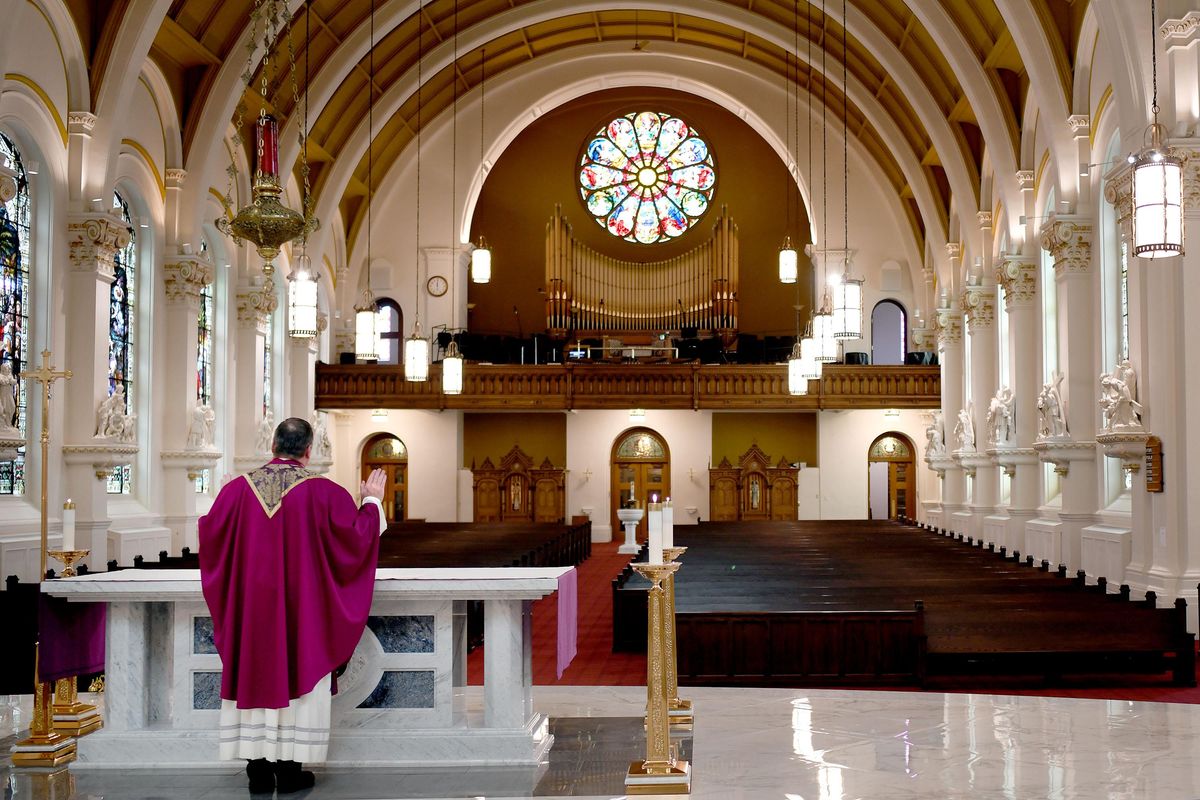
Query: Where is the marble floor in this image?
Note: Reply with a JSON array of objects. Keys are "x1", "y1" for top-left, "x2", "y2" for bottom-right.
[{"x1": 6, "y1": 686, "x2": 1200, "y2": 799}]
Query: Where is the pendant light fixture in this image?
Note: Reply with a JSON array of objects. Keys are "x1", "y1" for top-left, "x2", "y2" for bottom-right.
[
  {"x1": 831, "y1": 0, "x2": 863, "y2": 340},
  {"x1": 800, "y1": 4, "x2": 822, "y2": 381},
  {"x1": 1132, "y1": 0, "x2": 1184, "y2": 259},
  {"x1": 442, "y1": 0, "x2": 464, "y2": 395},
  {"x1": 470, "y1": 47, "x2": 493, "y2": 283},
  {"x1": 288, "y1": 2, "x2": 319, "y2": 339},
  {"x1": 811, "y1": 0, "x2": 837, "y2": 363},
  {"x1": 404, "y1": 7, "x2": 430, "y2": 381},
  {"x1": 778, "y1": 4, "x2": 798, "y2": 285},
  {"x1": 354, "y1": 0, "x2": 379, "y2": 361}
]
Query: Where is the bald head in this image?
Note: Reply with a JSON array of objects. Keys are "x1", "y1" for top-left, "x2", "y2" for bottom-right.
[{"x1": 273, "y1": 417, "x2": 314, "y2": 460}]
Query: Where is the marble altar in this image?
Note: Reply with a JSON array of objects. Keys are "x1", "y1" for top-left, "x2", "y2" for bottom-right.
[{"x1": 41, "y1": 567, "x2": 571, "y2": 770}]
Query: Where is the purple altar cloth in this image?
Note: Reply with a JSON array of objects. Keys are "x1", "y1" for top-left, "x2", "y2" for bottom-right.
[
  {"x1": 556, "y1": 567, "x2": 577, "y2": 679},
  {"x1": 38, "y1": 593, "x2": 106, "y2": 682}
]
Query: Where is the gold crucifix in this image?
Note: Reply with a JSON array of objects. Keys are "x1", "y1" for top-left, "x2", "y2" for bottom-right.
[{"x1": 27, "y1": 349, "x2": 71, "y2": 579}]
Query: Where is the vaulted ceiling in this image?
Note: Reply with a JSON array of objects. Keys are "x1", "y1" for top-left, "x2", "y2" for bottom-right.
[{"x1": 73, "y1": 0, "x2": 1088, "y2": 254}]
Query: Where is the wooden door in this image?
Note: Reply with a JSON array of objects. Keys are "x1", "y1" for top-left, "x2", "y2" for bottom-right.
[
  {"x1": 361, "y1": 434, "x2": 408, "y2": 523},
  {"x1": 710, "y1": 476, "x2": 738, "y2": 521},
  {"x1": 770, "y1": 477, "x2": 797, "y2": 520},
  {"x1": 611, "y1": 429, "x2": 671, "y2": 540},
  {"x1": 867, "y1": 433, "x2": 915, "y2": 521}
]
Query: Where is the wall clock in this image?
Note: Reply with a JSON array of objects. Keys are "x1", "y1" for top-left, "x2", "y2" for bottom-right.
[{"x1": 426, "y1": 275, "x2": 448, "y2": 297}]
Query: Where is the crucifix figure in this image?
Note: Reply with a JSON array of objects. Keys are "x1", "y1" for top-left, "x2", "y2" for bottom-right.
[{"x1": 27, "y1": 349, "x2": 71, "y2": 579}]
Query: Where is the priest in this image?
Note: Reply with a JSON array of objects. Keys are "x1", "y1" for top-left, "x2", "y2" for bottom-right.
[{"x1": 199, "y1": 417, "x2": 387, "y2": 793}]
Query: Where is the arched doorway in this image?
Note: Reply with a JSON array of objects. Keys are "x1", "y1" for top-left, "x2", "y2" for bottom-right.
[
  {"x1": 871, "y1": 300, "x2": 907, "y2": 365},
  {"x1": 611, "y1": 428, "x2": 671, "y2": 540},
  {"x1": 361, "y1": 433, "x2": 408, "y2": 523},
  {"x1": 867, "y1": 432, "x2": 915, "y2": 520}
]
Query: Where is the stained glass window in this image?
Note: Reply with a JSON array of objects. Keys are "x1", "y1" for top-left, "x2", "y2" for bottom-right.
[
  {"x1": 196, "y1": 241, "x2": 214, "y2": 494},
  {"x1": 107, "y1": 192, "x2": 136, "y2": 495},
  {"x1": 0, "y1": 133, "x2": 29, "y2": 496},
  {"x1": 367, "y1": 436, "x2": 406, "y2": 461},
  {"x1": 615, "y1": 431, "x2": 666, "y2": 460},
  {"x1": 579, "y1": 111, "x2": 716, "y2": 244},
  {"x1": 262, "y1": 323, "x2": 272, "y2": 417}
]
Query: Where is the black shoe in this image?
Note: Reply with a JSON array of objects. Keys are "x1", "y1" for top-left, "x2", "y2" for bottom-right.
[
  {"x1": 275, "y1": 759, "x2": 316, "y2": 794},
  {"x1": 246, "y1": 758, "x2": 274, "y2": 794}
]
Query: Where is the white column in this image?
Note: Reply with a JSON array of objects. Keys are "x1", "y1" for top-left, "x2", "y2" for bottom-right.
[
  {"x1": 997, "y1": 255, "x2": 1041, "y2": 551},
  {"x1": 233, "y1": 283, "x2": 276, "y2": 473},
  {"x1": 286, "y1": 336, "x2": 317, "y2": 420},
  {"x1": 159, "y1": 253, "x2": 215, "y2": 553},
  {"x1": 483, "y1": 598, "x2": 532, "y2": 729},
  {"x1": 63, "y1": 213, "x2": 129, "y2": 570},
  {"x1": 939, "y1": 243, "x2": 967, "y2": 531},
  {"x1": 1038, "y1": 215, "x2": 1097, "y2": 570},
  {"x1": 961, "y1": 279, "x2": 998, "y2": 539}
]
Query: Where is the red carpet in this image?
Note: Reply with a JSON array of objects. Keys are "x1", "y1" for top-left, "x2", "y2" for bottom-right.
[
  {"x1": 467, "y1": 540, "x2": 647, "y2": 686},
  {"x1": 469, "y1": 539, "x2": 1200, "y2": 702}
]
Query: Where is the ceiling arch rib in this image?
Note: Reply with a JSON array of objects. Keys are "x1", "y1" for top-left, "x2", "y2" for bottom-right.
[
  {"x1": 288, "y1": 3, "x2": 954, "y2": 258},
  {"x1": 903, "y1": 0, "x2": 1021, "y2": 224},
  {"x1": 302, "y1": 40, "x2": 947, "y2": 279}
]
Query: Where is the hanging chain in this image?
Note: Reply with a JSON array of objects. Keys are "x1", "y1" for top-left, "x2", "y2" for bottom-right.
[
  {"x1": 451, "y1": 0, "x2": 458, "y2": 252},
  {"x1": 842, "y1": 0, "x2": 848, "y2": 259},
  {"x1": 284, "y1": 1, "x2": 313, "y2": 230},
  {"x1": 1151, "y1": 0, "x2": 1159, "y2": 117},
  {"x1": 415, "y1": 1, "x2": 423, "y2": 318},
  {"x1": 821, "y1": 0, "x2": 828, "y2": 291},
  {"x1": 367, "y1": 0, "x2": 375, "y2": 295}
]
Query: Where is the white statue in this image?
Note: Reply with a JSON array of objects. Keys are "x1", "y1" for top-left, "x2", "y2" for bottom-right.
[
  {"x1": 1036, "y1": 371, "x2": 1068, "y2": 439},
  {"x1": 255, "y1": 409, "x2": 275, "y2": 456},
  {"x1": 1099, "y1": 359, "x2": 1143, "y2": 431},
  {"x1": 118, "y1": 411, "x2": 137, "y2": 443},
  {"x1": 309, "y1": 411, "x2": 332, "y2": 460},
  {"x1": 986, "y1": 386, "x2": 1015, "y2": 446},
  {"x1": 953, "y1": 405, "x2": 976, "y2": 452},
  {"x1": 187, "y1": 404, "x2": 216, "y2": 449},
  {"x1": 925, "y1": 412, "x2": 946, "y2": 457},
  {"x1": 0, "y1": 362, "x2": 18, "y2": 433},
  {"x1": 96, "y1": 386, "x2": 132, "y2": 440}
]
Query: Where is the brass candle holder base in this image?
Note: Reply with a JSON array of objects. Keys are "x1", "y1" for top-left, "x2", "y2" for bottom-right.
[
  {"x1": 52, "y1": 676, "x2": 102, "y2": 736},
  {"x1": 12, "y1": 681, "x2": 77, "y2": 767},
  {"x1": 625, "y1": 756, "x2": 692, "y2": 795},
  {"x1": 46, "y1": 549, "x2": 89, "y2": 578}
]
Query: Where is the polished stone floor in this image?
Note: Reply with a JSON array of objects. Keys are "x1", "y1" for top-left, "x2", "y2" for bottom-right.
[{"x1": 6, "y1": 686, "x2": 1200, "y2": 799}]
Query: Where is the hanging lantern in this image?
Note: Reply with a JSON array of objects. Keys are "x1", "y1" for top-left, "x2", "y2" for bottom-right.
[
  {"x1": 1132, "y1": 126, "x2": 1184, "y2": 259},
  {"x1": 778, "y1": 237, "x2": 798, "y2": 284},
  {"x1": 354, "y1": 289, "x2": 379, "y2": 362},
  {"x1": 471, "y1": 237, "x2": 492, "y2": 283},
  {"x1": 405, "y1": 319, "x2": 430, "y2": 382},
  {"x1": 831, "y1": 268, "x2": 864, "y2": 340},
  {"x1": 442, "y1": 338, "x2": 464, "y2": 395},
  {"x1": 800, "y1": 329, "x2": 822, "y2": 379},
  {"x1": 287, "y1": 251, "x2": 319, "y2": 338},
  {"x1": 787, "y1": 341, "x2": 809, "y2": 396},
  {"x1": 812, "y1": 293, "x2": 838, "y2": 362}
]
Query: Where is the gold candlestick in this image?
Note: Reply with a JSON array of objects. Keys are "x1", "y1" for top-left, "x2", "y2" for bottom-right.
[
  {"x1": 662, "y1": 546, "x2": 693, "y2": 725},
  {"x1": 13, "y1": 350, "x2": 77, "y2": 767},
  {"x1": 625, "y1": 561, "x2": 691, "y2": 795},
  {"x1": 46, "y1": 549, "x2": 89, "y2": 578},
  {"x1": 52, "y1": 675, "x2": 102, "y2": 736}
]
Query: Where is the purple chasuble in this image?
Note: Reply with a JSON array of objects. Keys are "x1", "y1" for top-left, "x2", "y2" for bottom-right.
[{"x1": 200, "y1": 459, "x2": 381, "y2": 709}]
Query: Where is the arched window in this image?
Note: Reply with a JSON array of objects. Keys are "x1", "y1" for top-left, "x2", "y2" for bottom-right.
[
  {"x1": 376, "y1": 297, "x2": 402, "y2": 365},
  {"x1": 108, "y1": 192, "x2": 137, "y2": 495},
  {"x1": 196, "y1": 239, "x2": 216, "y2": 495},
  {"x1": 262, "y1": 321, "x2": 272, "y2": 417},
  {"x1": 870, "y1": 300, "x2": 906, "y2": 365},
  {"x1": 0, "y1": 133, "x2": 30, "y2": 496}
]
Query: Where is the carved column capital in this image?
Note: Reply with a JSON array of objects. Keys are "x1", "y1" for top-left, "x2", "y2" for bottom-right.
[
  {"x1": 960, "y1": 285, "x2": 997, "y2": 331},
  {"x1": 164, "y1": 255, "x2": 215, "y2": 308},
  {"x1": 1182, "y1": 148, "x2": 1200, "y2": 214},
  {"x1": 1103, "y1": 161, "x2": 1134, "y2": 237},
  {"x1": 316, "y1": 311, "x2": 329, "y2": 333},
  {"x1": 945, "y1": 242, "x2": 962, "y2": 261},
  {"x1": 936, "y1": 311, "x2": 963, "y2": 347},
  {"x1": 1038, "y1": 215, "x2": 1093, "y2": 276},
  {"x1": 236, "y1": 284, "x2": 278, "y2": 330},
  {"x1": 1016, "y1": 170, "x2": 1036, "y2": 191},
  {"x1": 335, "y1": 326, "x2": 354, "y2": 356},
  {"x1": 67, "y1": 112, "x2": 96, "y2": 135},
  {"x1": 67, "y1": 212, "x2": 131, "y2": 280},
  {"x1": 1162, "y1": 11, "x2": 1200, "y2": 44},
  {"x1": 1067, "y1": 115, "x2": 1090, "y2": 138},
  {"x1": 910, "y1": 325, "x2": 937, "y2": 351},
  {"x1": 976, "y1": 211, "x2": 993, "y2": 229},
  {"x1": 997, "y1": 257, "x2": 1037, "y2": 309},
  {"x1": 165, "y1": 169, "x2": 188, "y2": 188}
]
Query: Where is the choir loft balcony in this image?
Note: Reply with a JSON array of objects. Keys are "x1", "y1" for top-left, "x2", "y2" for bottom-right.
[{"x1": 314, "y1": 363, "x2": 941, "y2": 412}]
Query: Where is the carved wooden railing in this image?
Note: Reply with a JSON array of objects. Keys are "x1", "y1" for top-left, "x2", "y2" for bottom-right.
[{"x1": 315, "y1": 364, "x2": 940, "y2": 411}]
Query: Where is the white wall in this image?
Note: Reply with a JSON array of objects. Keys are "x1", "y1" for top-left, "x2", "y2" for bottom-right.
[
  {"x1": 817, "y1": 409, "x2": 933, "y2": 520},
  {"x1": 565, "y1": 409, "x2": 712, "y2": 541}
]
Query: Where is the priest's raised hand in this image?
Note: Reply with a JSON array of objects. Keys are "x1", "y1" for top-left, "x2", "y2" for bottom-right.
[{"x1": 198, "y1": 416, "x2": 388, "y2": 794}]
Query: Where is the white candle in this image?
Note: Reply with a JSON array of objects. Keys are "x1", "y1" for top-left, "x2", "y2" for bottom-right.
[
  {"x1": 629, "y1": 479, "x2": 635, "y2": 500},
  {"x1": 647, "y1": 502, "x2": 663, "y2": 565},
  {"x1": 62, "y1": 500, "x2": 75, "y2": 551},
  {"x1": 663, "y1": 499, "x2": 674, "y2": 549}
]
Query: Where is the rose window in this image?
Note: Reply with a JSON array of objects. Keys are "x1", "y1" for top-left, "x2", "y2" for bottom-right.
[{"x1": 578, "y1": 111, "x2": 716, "y2": 244}]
